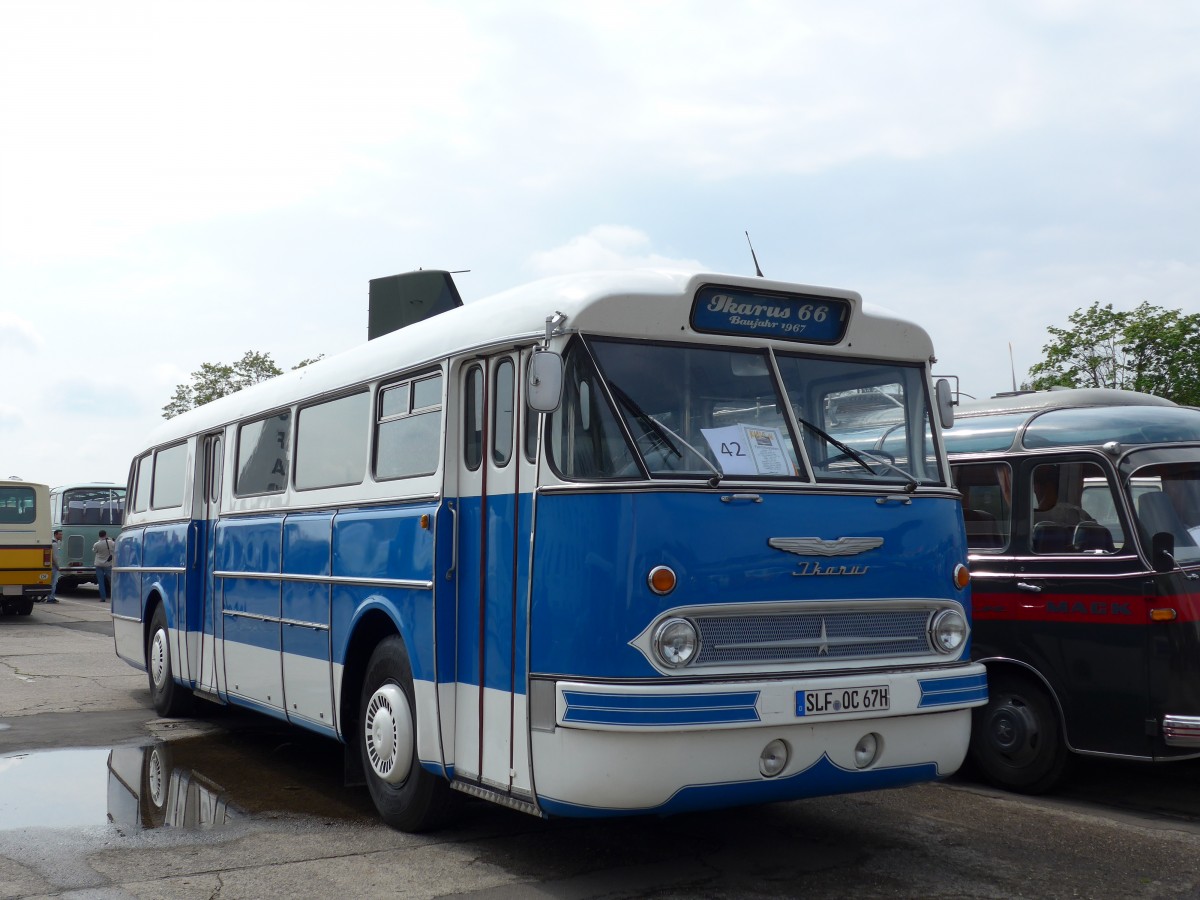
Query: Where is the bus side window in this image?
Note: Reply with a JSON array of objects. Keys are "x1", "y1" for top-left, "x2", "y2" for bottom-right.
[
  {"x1": 492, "y1": 359, "x2": 515, "y2": 467},
  {"x1": 1034, "y1": 461, "x2": 1124, "y2": 554},
  {"x1": 464, "y1": 365, "x2": 484, "y2": 471},
  {"x1": 376, "y1": 373, "x2": 443, "y2": 481},
  {"x1": 953, "y1": 462, "x2": 1012, "y2": 551},
  {"x1": 133, "y1": 454, "x2": 152, "y2": 513}
]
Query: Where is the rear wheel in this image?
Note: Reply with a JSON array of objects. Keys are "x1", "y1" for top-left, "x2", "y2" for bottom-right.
[
  {"x1": 358, "y1": 636, "x2": 455, "y2": 832},
  {"x1": 147, "y1": 604, "x2": 193, "y2": 717},
  {"x1": 17, "y1": 599, "x2": 33, "y2": 615},
  {"x1": 969, "y1": 669, "x2": 1068, "y2": 794}
]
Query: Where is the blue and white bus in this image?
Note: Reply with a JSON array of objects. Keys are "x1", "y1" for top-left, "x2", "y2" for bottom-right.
[{"x1": 113, "y1": 269, "x2": 986, "y2": 831}]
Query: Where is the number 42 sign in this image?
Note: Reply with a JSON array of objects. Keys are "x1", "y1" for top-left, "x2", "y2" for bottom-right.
[{"x1": 700, "y1": 424, "x2": 791, "y2": 476}]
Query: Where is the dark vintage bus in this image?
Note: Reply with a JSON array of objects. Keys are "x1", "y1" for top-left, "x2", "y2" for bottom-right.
[{"x1": 945, "y1": 387, "x2": 1200, "y2": 792}]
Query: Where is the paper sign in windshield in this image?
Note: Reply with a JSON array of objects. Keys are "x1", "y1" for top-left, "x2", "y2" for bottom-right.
[{"x1": 701, "y1": 425, "x2": 791, "y2": 476}]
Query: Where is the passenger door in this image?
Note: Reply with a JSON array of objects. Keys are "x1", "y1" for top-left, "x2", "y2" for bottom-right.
[
  {"x1": 195, "y1": 431, "x2": 223, "y2": 697},
  {"x1": 453, "y1": 352, "x2": 533, "y2": 793},
  {"x1": 1007, "y1": 454, "x2": 1153, "y2": 756}
]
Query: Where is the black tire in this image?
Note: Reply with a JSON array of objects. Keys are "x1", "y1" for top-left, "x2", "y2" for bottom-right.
[
  {"x1": 969, "y1": 669, "x2": 1068, "y2": 794},
  {"x1": 358, "y1": 636, "x2": 455, "y2": 832},
  {"x1": 147, "y1": 604, "x2": 193, "y2": 717},
  {"x1": 17, "y1": 599, "x2": 33, "y2": 615}
]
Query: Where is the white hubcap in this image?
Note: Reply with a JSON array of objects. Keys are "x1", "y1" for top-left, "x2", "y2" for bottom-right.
[
  {"x1": 150, "y1": 629, "x2": 169, "y2": 689},
  {"x1": 364, "y1": 683, "x2": 413, "y2": 784}
]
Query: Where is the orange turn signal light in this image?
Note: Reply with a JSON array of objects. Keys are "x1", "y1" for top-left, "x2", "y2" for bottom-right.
[
  {"x1": 1149, "y1": 608, "x2": 1178, "y2": 622},
  {"x1": 648, "y1": 566, "x2": 677, "y2": 595},
  {"x1": 953, "y1": 564, "x2": 971, "y2": 590}
]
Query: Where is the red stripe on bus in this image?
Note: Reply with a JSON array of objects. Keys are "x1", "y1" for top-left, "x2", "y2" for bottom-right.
[{"x1": 972, "y1": 591, "x2": 1200, "y2": 624}]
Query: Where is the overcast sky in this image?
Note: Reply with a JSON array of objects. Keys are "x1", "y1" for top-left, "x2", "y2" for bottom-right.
[{"x1": 3, "y1": 1, "x2": 1198, "y2": 487}]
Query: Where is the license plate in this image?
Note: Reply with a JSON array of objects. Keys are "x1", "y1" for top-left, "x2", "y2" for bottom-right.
[
  {"x1": 2, "y1": 585, "x2": 19, "y2": 596},
  {"x1": 797, "y1": 685, "x2": 890, "y2": 716}
]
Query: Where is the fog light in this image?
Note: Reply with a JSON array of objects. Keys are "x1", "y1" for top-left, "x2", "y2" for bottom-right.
[
  {"x1": 854, "y1": 733, "x2": 881, "y2": 769},
  {"x1": 759, "y1": 739, "x2": 789, "y2": 777}
]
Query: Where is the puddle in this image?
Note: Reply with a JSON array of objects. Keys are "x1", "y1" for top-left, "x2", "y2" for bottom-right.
[
  {"x1": 0, "y1": 744, "x2": 238, "y2": 832},
  {"x1": 0, "y1": 727, "x2": 375, "y2": 833}
]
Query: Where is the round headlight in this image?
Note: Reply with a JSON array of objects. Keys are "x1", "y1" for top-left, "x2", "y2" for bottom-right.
[
  {"x1": 654, "y1": 617, "x2": 698, "y2": 668},
  {"x1": 930, "y1": 608, "x2": 967, "y2": 655}
]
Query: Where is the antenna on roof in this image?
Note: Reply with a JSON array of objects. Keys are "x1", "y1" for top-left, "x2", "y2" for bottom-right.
[
  {"x1": 744, "y1": 231, "x2": 764, "y2": 277},
  {"x1": 1008, "y1": 342, "x2": 1018, "y2": 392}
]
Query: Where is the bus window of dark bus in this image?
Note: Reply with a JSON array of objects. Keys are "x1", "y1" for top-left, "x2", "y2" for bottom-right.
[
  {"x1": 1129, "y1": 462, "x2": 1200, "y2": 566},
  {"x1": 953, "y1": 463, "x2": 1013, "y2": 551}
]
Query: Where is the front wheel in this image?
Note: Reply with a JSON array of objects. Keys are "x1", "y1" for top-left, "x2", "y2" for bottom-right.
[
  {"x1": 358, "y1": 636, "x2": 455, "y2": 832},
  {"x1": 969, "y1": 669, "x2": 1068, "y2": 794},
  {"x1": 147, "y1": 605, "x2": 193, "y2": 717}
]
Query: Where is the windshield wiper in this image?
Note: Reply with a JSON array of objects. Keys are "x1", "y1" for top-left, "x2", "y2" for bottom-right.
[
  {"x1": 608, "y1": 384, "x2": 724, "y2": 486},
  {"x1": 795, "y1": 415, "x2": 918, "y2": 493}
]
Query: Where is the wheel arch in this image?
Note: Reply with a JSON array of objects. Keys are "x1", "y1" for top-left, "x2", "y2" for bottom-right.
[
  {"x1": 977, "y1": 655, "x2": 1073, "y2": 748},
  {"x1": 142, "y1": 588, "x2": 167, "y2": 659},
  {"x1": 338, "y1": 606, "x2": 403, "y2": 743}
]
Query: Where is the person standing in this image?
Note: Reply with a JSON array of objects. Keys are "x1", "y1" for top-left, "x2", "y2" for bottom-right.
[
  {"x1": 46, "y1": 528, "x2": 62, "y2": 603},
  {"x1": 92, "y1": 529, "x2": 115, "y2": 603}
]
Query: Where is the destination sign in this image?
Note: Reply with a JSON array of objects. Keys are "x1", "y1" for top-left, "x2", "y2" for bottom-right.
[{"x1": 690, "y1": 286, "x2": 851, "y2": 344}]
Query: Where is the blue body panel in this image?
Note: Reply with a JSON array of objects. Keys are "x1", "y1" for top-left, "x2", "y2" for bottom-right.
[{"x1": 530, "y1": 491, "x2": 968, "y2": 679}]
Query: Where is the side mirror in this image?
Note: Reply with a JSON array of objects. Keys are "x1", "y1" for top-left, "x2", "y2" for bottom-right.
[
  {"x1": 527, "y1": 350, "x2": 564, "y2": 413},
  {"x1": 935, "y1": 378, "x2": 955, "y2": 429},
  {"x1": 1152, "y1": 531, "x2": 1177, "y2": 573}
]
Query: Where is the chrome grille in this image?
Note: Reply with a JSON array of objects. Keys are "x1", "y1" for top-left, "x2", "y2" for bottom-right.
[{"x1": 694, "y1": 609, "x2": 932, "y2": 665}]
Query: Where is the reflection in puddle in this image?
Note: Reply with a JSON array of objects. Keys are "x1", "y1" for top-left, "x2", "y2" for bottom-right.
[
  {"x1": 0, "y1": 744, "x2": 237, "y2": 832},
  {"x1": 108, "y1": 743, "x2": 236, "y2": 830},
  {"x1": 1, "y1": 727, "x2": 373, "y2": 833}
]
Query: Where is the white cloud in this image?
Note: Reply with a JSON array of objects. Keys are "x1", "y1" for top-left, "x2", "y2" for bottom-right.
[
  {"x1": 0, "y1": 314, "x2": 44, "y2": 352},
  {"x1": 526, "y1": 226, "x2": 706, "y2": 276}
]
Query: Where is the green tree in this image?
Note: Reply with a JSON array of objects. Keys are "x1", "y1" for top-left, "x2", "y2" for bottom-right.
[
  {"x1": 162, "y1": 351, "x2": 322, "y2": 419},
  {"x1": 1028, "y1": 302, "x2": 1200, "y2": 406}
]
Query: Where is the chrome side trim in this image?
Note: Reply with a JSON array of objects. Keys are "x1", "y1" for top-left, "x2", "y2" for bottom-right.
[
  {"x1": 211, "y1": 570, "x2": 433, "y2": 590},
  {"x1": 1163, "y1": 715, "x2": 1200, "y2": 747}
]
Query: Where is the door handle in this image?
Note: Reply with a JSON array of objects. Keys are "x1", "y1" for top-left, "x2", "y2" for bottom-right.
[{"x1": 1016, "y1": 582, "x2": 1043, "y2": 593}]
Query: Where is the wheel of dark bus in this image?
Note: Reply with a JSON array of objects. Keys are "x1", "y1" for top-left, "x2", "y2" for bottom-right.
[
  {"x1": 147, "y1": 605, "x2": 193, "y2": 718},
  {"x1": 358, "y1": 636, "x2": 455, "y2": 832},
  {"x1": 969, "y1": 669, "x2": 1067, "y2": 794}
]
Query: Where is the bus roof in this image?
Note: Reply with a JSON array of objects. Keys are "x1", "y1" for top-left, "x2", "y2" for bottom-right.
[
  {"x1": 50, "y1": 482, "x2": 124, "y2": 492},
  {"x1": 945, "y1": 388, "x2": 1200, "y2": 454},
  {"x1": 137, "y1": 269, "x2": 935, "y2": 454}
]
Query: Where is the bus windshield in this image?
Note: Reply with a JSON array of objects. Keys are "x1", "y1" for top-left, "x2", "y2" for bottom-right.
[
  {"x1": 550, "y1": 337, "x2": 942, "y2": 485},
  {"x1": 1128, "y1": 461, "x2": 1200, "y2": 566}
]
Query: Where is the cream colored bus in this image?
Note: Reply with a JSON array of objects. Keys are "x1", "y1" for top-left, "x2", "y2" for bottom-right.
[{"x1": 0, "y1": 477, "x2": 52, "y2": 615}]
